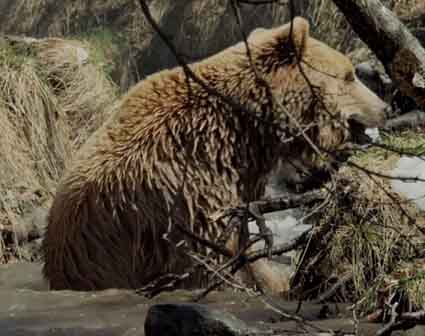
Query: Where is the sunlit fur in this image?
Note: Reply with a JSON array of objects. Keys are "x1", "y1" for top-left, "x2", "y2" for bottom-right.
[{"x1": 42, "y1": 17, "x2": 387, "y2": 291}]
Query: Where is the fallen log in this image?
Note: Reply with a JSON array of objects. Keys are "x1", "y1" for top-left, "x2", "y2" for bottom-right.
[{"x1": 332, "y1": 0, "x2": 425, "y2": 109}]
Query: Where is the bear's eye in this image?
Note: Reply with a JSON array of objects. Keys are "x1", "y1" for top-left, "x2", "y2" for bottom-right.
[{"x1": 344, "y1": 71, "x2": 355, "y2": 82}]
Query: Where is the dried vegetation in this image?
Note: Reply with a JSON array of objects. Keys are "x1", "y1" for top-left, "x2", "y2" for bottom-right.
[
  {"x1": 292, "y1": 130, "x2": 425, "y2": 314},
  {"x1": 0, "y1": 36, "x2": 117, "y2": 262}
]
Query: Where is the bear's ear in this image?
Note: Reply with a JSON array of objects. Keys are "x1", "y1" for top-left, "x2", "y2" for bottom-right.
[
  {"x1": 276, "y1": 17, "x2": 310, "y2": 54},
  {"x1": 291, "y1": 17, "x2": 309, "y2": 50},
  {"x1": 249, "y1": 27, "x2": 267, "y2": 37},
  {"x1": 249, "y1": 17, "x2": 310, "y2": 57}
]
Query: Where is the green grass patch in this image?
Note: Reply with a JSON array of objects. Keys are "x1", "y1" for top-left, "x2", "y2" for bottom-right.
[
  {"x1": 73, "y1": 26, "x2": 126, "y2": 79},
  {"x1": 0, "y1": 38, "x2": 37, "y2": 69},
  {"x1": 353, "y1": 130, "x2": 425, "y2": 166}
]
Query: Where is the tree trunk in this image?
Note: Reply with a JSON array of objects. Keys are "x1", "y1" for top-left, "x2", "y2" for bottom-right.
[{"x1": 332, "y1": 0, "x2": 425, "y2": 109}]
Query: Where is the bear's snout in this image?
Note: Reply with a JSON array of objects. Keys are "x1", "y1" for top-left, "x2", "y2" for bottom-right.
[
  {"x1": 347, "y1": 101, "x2": 389, "y2": 145},
  {"x1": 351, "y1": 78, "x2": 390, "y2": 128}
]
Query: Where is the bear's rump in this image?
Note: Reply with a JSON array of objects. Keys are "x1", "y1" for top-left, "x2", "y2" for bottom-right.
[{"x1": 42, "y1": 181, "x2": 214, "y2": 290}]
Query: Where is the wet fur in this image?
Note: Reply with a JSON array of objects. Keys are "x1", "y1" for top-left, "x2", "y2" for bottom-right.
[{"x1": 42, "y1": 18, "x2": 385, "y2": 291}]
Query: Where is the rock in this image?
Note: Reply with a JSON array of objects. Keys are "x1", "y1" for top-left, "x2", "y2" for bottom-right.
[{"x1": 145, "y1": 303, "x2": 256, "y2": 336}]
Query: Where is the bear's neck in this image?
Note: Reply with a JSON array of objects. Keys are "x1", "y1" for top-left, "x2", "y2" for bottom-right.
[
  {"x1": 191, "y1": 65, "x2": 285, "y2": 201},
  {"x1": 97, "y1": 64, "x2": 287, "y2": 203}
]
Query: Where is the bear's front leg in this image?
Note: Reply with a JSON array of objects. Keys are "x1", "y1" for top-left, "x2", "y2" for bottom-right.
[
  {"x1": 227, "y1": 204, "x2": 290, "y2": 296},
  {"x1": 247, "y1": 258, "x2": 292, "y2": 295}
]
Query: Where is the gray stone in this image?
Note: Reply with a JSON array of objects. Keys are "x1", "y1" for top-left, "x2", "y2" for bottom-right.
[{"x1": 145, "y1": 303, "x2": 255, "y2": 336}]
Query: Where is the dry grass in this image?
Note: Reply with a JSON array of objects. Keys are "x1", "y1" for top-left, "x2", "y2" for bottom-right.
[
  {"x1": 34, "y1": 38, "x2": 118, "y2": 147},
  {"x1": 2, "y1": 0, "x2": 133, "y2": 35},
  {"x1": 0, "y1": 36, "x2": 117, "y2": 262},
  {"x1": 301, "y1": 131, "x2": 425, "y2": 313}
]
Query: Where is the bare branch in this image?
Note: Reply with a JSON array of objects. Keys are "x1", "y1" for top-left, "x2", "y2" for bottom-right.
[{"x1": 332, "y1": 0, "x2": 425, "y2": 109}]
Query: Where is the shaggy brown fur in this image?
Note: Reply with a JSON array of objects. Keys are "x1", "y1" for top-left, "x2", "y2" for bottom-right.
[{"x1": 42, "y1": 17, "x2": 388, "y2": 291}]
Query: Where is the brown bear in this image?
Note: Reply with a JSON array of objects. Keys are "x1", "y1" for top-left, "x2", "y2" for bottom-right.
[{"x1": 42, "y1": 17, "x2": 388, "y2": 292}]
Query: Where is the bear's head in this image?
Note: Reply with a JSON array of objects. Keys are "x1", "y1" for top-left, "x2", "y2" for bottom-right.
[
  {"x1": 243, "y1": 17, "x2": 388, "y2": 152},
  {"x1": 221, "y1": 17, "x2": 390, "y2": 191}
]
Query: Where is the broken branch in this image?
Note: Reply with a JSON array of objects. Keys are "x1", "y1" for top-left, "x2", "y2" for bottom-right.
[{"x1": 332, "y1": 0, "x2": 425, "y2": 109}]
